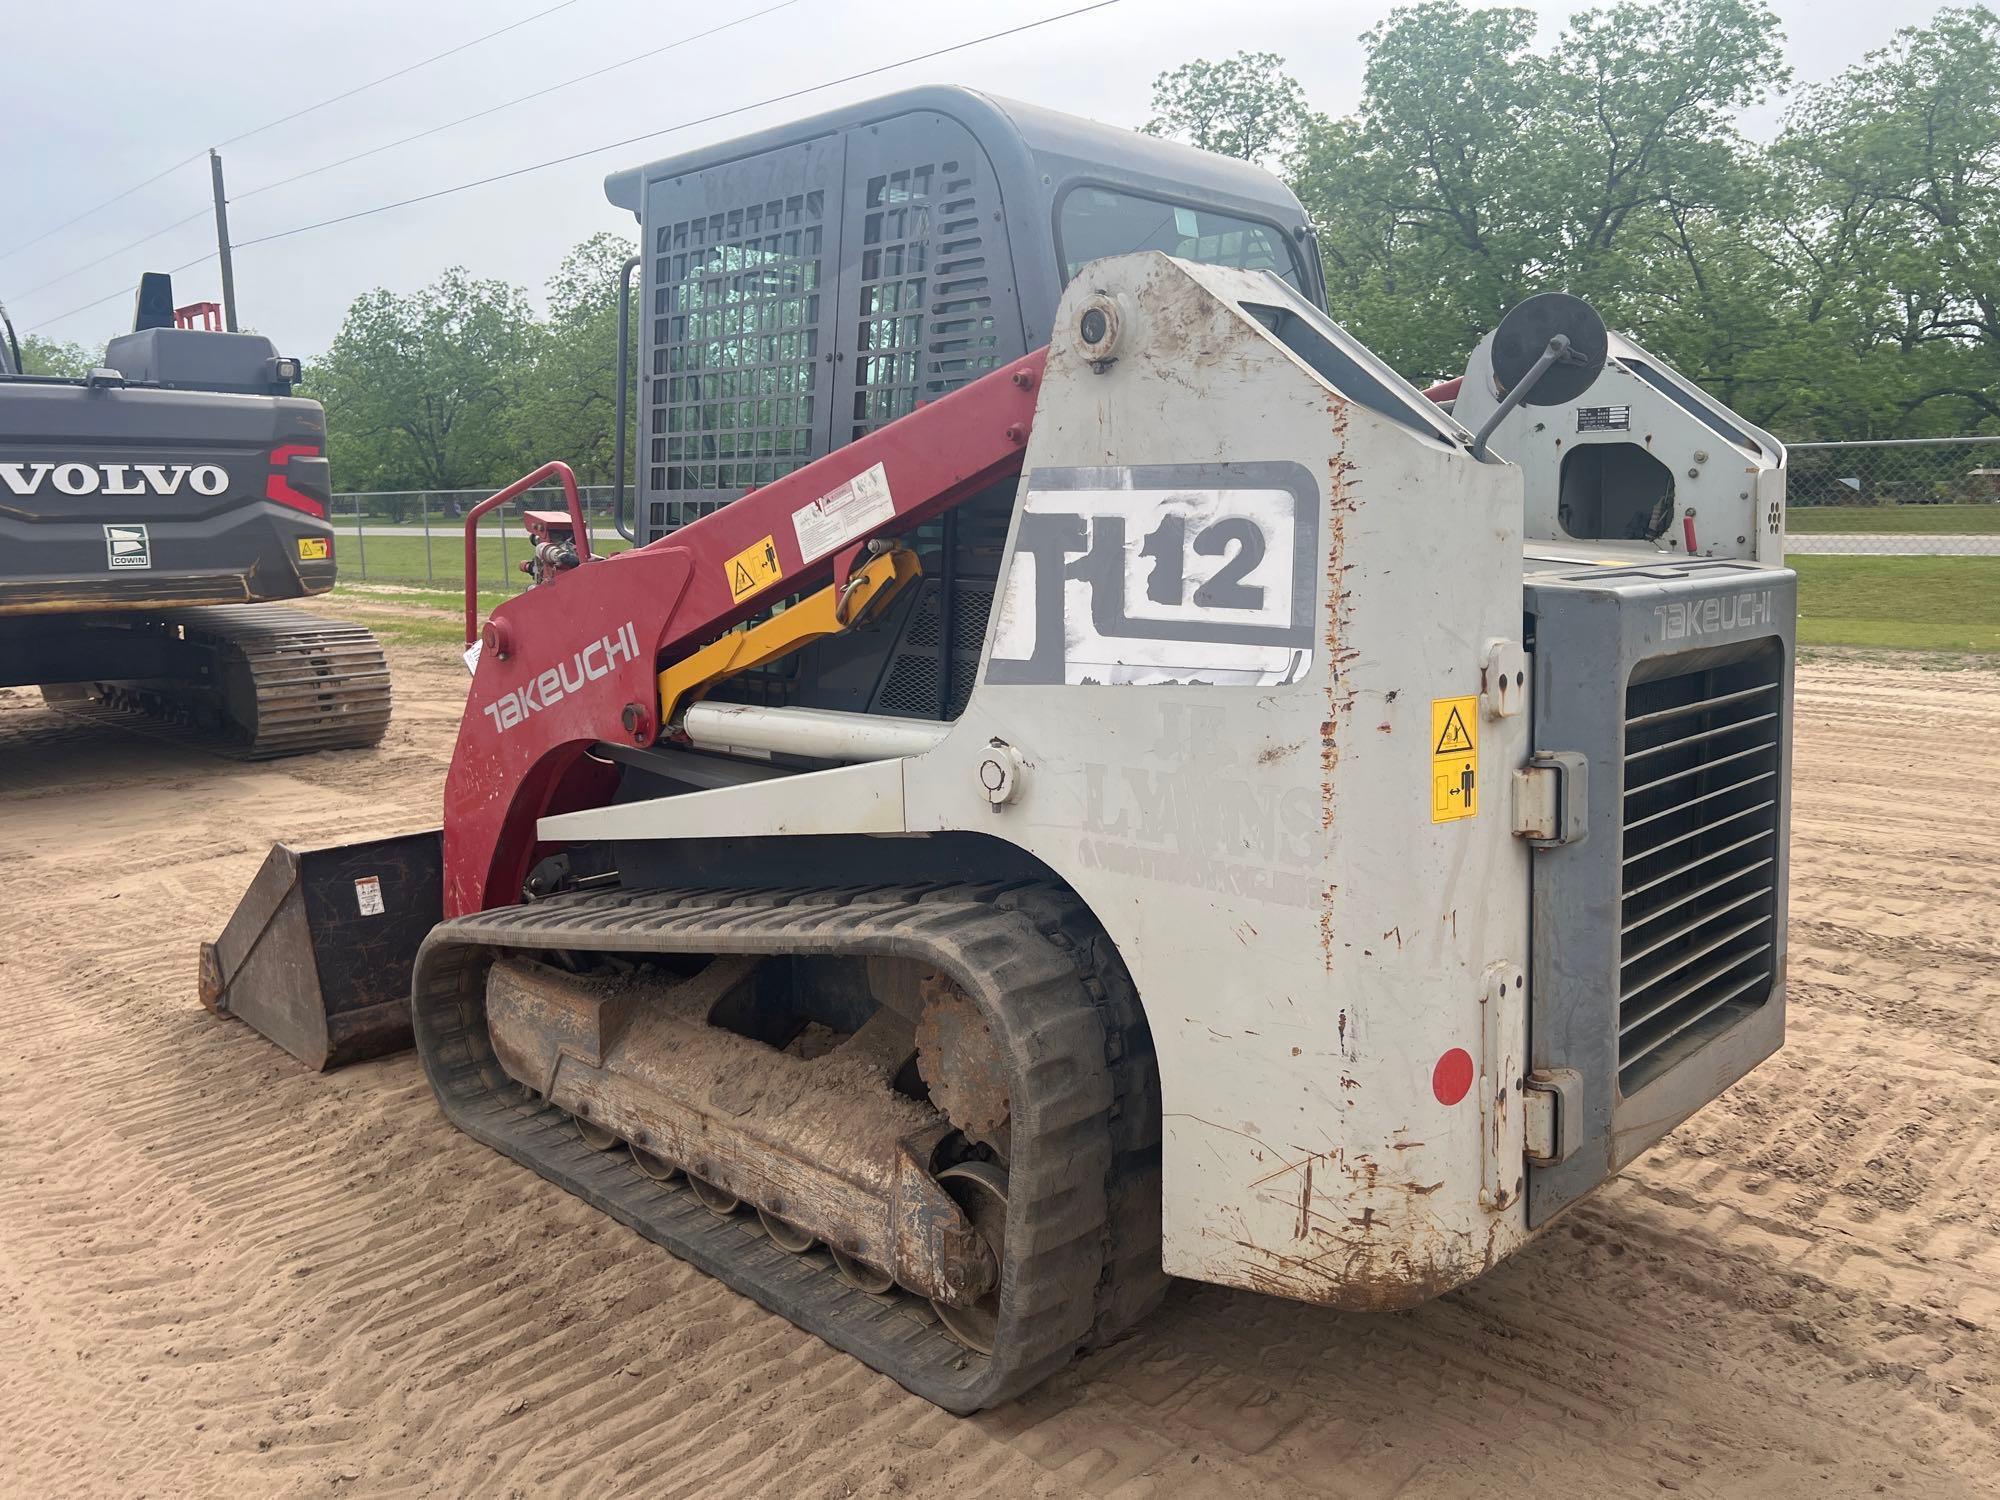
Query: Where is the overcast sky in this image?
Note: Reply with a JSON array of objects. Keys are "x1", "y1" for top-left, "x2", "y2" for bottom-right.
[{"x1": 0, "y1": 0, "x2": 1953, "y2": 358}]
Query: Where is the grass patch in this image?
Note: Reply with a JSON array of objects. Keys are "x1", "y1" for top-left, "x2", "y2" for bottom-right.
[
  {"x1": 334, "y1": 550, "x2": 2000, "y2": 658},
  {"x1": 1792, "y1": 555, "x2": 2000, "y2": 652},
  {"x1": 1788, "y1": 504, "x2": 2000, "y2": 534},
  {"x1": 326, "y1": 581, "x2": 520, "y2": 650},
  {"x1": 333, "y1": 530, "x2": 632, "y2": 588}
]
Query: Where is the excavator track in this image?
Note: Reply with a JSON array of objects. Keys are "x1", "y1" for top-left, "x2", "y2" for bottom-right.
[
  {"x1": 44, "y1": 604, "x2": 391, "y2": 759},
  {"x1": 411, "y1": 881, "x2": 1165, "y2": 1413}
]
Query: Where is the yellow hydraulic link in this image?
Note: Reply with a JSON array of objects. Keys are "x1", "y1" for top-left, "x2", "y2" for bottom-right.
[{"x1": 657, "y1": 545, "x2": 922, "y2": 728}]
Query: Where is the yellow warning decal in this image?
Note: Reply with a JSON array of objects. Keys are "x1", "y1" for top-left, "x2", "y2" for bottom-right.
[
  {"x1": 725, "y1": 535, "x2": 783, "y2": 601},
  {"x1": 297, "y1": 536, "x2": 330, "y2": 561},
  {"x1": 1431, "y1": 695, "x2": 1478, "y2": 823}
]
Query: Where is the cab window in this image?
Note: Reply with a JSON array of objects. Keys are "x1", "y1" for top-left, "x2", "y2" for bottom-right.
[{"x1": 1058, "y1": 187, "x2": 1302, "y2": 289}]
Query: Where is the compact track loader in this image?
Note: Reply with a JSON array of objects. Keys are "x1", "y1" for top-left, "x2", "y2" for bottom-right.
[{"x1": 203, "y1": 89, "x2": 1795, "y2": 1410}]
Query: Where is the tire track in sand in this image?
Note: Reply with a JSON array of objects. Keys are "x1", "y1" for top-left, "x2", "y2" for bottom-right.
[{"x1": 1, "y1": 648, "x2": 1995, "y2": 1497}]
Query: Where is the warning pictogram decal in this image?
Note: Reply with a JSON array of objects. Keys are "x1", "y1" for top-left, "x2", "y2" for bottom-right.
[
  {"x1": 1430, "y1": 695, "x2": 1479, "y2": 823},
  {"x1": 725, "y1": 535, "x2": 784, "y2": 602},
  {"x1": 1433, "y1": 702, "x2": 1475, "y2": 755}
]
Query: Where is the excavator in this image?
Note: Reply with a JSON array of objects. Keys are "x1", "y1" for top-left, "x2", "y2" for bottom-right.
[
  {"x1": 0, "y1": 276, "x2": 388, "y2": 757},
  {"x1": 201, "y1": 87, "x2": 1795, "y2": 1410}
]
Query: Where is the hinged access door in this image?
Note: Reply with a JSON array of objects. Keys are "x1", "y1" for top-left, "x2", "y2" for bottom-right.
[{"x1": 1523, "y1": 559, "x2": 1794, "y2": 1226}]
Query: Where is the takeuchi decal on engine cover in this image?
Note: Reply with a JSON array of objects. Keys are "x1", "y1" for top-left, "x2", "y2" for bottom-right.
[{"x1": 480, "y1": 622, "x2": 642, "y2": 732}]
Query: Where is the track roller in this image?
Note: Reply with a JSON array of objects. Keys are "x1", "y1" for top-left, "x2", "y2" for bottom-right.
[
  {"x1": 688, "y1": 1175, "x2": 742, "y2": 1218},
  {"x1": 630, "y1": 1145, "x2": 681, "y2": 1182},
  {"x1": 758, "y1": 1208, "x2": 817, "y2": 1252},
  {"x1": 829, "y1": 1248, "x2": 895, "y2": 1294}
]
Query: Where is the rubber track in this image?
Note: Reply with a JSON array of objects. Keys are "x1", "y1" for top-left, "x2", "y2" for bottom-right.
[
  {"x1": 410, "y1": 881, "x2": 1164, "y2": 1412},
  {"x1": 50, "y1": 604, "x2": 391, "y2": 759}
]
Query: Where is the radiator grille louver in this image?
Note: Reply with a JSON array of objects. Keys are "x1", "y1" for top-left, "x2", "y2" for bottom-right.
[{"x1": 1617, "y1": 644, "x2": 1783, "y2": 1092}]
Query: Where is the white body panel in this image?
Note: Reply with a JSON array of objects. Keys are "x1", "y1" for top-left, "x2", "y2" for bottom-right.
[
  {"x1": 1455, "y1": 328, "x2": 1788, "y2": 563},
  {"x1": 554, "y1": 256, "x2": 1544, "y2": 1306}
]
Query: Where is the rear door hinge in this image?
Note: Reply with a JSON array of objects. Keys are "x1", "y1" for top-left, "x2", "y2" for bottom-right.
[
  {"x1": 1511, "y1": 750, "x2": 1588, "y2": 848},
  {"x1": 1523, "y1": 1068, "x2": 1583, "y2": 1165}
]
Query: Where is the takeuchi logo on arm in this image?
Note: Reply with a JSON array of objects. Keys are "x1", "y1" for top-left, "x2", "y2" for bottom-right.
[{"x1": 479, "y1": 623, "x2": 642, "y2": 733}]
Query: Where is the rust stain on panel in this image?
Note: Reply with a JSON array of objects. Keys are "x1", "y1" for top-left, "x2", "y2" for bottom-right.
[{"x1": 1319, "y1": 395, "x2": 1358, "y2": 972}]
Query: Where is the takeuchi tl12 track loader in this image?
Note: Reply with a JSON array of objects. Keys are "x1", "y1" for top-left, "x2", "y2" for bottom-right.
[
  {"x1": 202, "y1": 89, "x2": 1796, "y2": 1410},
  {"x1": 0, "y1": 275, "x2": 389, "y2": 757}
]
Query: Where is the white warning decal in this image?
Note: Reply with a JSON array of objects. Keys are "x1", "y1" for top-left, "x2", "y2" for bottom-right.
[
  {"x1": 354, "y1": 875, "x2": 386, "y2": 916},
  {"x1": 792, "y1": 462, "x2": 895, "y2": 563}
]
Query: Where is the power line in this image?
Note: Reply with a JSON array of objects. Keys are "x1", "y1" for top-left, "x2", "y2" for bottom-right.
[
  {"x1": 28, "y1": 0, "x2": 1125, "y2": 334},
  {"x1": 215, "y1": 0, "x2": 587, "y2": 149},
  {"x1": 0, "y1": 152, "x2": 206, "y2": 266},
  {"x1": 26, "y1": 249, "x2": 217, "y2": 335},
  {"x1": 12, "y1": 209, "x2": 211, "y2": 302},
  {"x1": 0, "y1": 0, "x2": 586, "y2": 265},
  {"x1": 237, "y1": 0, "x2": 803, "y2": 206},
  {"x1": 13, "y1": 0, "x2": 792, "y2": 309},
  {"x1": 237, "y1": 0, "x2": 1124, "y2": 252}
]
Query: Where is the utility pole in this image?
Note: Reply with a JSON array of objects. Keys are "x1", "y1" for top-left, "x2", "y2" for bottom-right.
[{"x1": 209, "y1": 149, "x2": 238, "y2": 332}]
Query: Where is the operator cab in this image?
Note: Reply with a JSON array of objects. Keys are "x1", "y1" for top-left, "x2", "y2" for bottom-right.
[{"x1": 605, "y1": 85, "x2": 1322, "y2": 720}]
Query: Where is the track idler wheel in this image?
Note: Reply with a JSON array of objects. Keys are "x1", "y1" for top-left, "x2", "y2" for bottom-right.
[{"x1": 929, "y1": 1161, "x2": 1009, "y2": 1353}]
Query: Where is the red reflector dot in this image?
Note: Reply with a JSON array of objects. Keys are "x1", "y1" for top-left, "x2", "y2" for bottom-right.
[{"x1": 1432, "y1": 1047, "x2": 1475, "y2": 1106}]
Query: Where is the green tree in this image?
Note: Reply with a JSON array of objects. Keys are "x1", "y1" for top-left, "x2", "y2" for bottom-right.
[
  {"x1": 1141, "y1": 52, "x2": 1310, "y2": 165},
  {"x1": 1291, "y1": 3, "x2": 1555, "y2": 377},
  {"x1": 310, "y1": 267, "x2": 540, "y2": 507},
  {"x1": 1770, "y1": 5, "x2": 2000, "y2": 435},
  {"x1": 1286, "y1": 0, "x2": 1789, "y2": 382},
  {"x1": 16, "y1": 334, "x2": 96, "y2": 377},
  {"x1": 509, "y1": 233, "x2": 637, "y2": 490}
]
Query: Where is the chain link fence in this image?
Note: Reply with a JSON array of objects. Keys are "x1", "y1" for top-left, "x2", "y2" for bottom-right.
[
  {"x1": 327, "y1": 484, "x2": 633, "y2": 591},
  {"x1": 1785, "y1": 437, "x2": 2000, "y2": 555},
  {"x1": 328, "y1": 440, "x2": 2000, "y2": 583}
]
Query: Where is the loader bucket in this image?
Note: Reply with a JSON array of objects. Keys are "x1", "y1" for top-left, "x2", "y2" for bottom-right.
[{"x1": 199, "y1": 829, "x2": 443, "y2": 1070}]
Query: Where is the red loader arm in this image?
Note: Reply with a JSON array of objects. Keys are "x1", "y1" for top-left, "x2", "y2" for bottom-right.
[{"x1": 441, "y1": 349, "x2": 1048, "y2": 918}]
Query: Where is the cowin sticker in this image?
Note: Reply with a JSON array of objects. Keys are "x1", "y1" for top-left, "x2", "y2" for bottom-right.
[
  {"x1": 104, "y1": 523, "x2": 151, "y2": 570},
  {"x1": 986, "y1": 462, "x2": 1318, "y2": 687}
]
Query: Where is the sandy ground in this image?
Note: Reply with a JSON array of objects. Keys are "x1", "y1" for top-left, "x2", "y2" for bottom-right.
[{"x1": 1, "y1": 628, "x2": 1996, "y2": 1500}]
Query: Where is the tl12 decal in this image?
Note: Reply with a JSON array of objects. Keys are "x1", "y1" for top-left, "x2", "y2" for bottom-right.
[{"x1": 986, "y1": 463, "x2": 1317, "y2": 687}]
